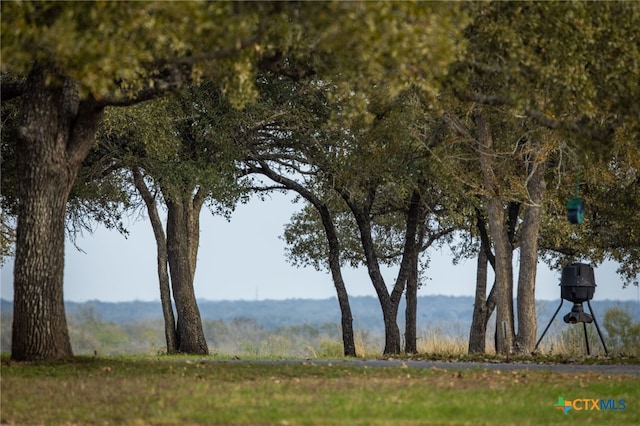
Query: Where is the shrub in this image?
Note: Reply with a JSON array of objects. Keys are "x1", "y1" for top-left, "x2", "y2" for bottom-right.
[{"x1": 603, "y1": 307, "x2": 640, "y2": 355}]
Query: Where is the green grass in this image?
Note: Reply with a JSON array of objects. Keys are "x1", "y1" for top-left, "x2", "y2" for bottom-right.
[
  {"x1": 1, "y1": 355, "x2": 639, "y2": 425},
  {"x1": 405, "y1": 351, "x2": 640, "y2": 365}
]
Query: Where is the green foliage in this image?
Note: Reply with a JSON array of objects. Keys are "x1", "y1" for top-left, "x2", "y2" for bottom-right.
[
  {"x1": 1, "y1": 1, "x2": 265, "y2": 104},
  {"x1": 282, "y1": 2, "x2": 468, "y2": 116},
  {"x1": 274, "y1": 84, "x2": 460, "y2": 276},
  {"x1": 0, "y1": 218, "x2": 14, "y2": 266},
  {"x1": 437, "y1": 1, "x2": 640, "y2": 288},
  {"x1": 453, "y1": 2, "x2": 640, "y2": 138},
  {"x1": 604, "y1": 307, "x2": 640, "y2": 355},
  {"x1": 2, "y1": 2, "x2": 467, "y2": 107},
  {"x1": 539, "y1": 140, "x2": 640, "y2": 286},
  {"x1": 97, "y1": 82, "x2": 249, "y2": 217},
  {"x1": 0, "y1": 78, "x2": 20, "y2": 264}
]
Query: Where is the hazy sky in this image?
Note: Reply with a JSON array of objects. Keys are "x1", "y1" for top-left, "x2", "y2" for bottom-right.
[{"x1": 1, "y1": 192, "x2": 638, "y2": 303}]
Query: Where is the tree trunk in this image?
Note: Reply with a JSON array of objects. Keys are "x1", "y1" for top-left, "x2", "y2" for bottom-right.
[
  {"x1": 515, "y1": 152, "x2": 547, "y2": 354},
  {"x1": 165, "y1": 191, "x2": 208, "y2": 354},
  {"x1": 469, "y1": 241, "x2": 490, "y2": 353},
  {"x1": 404, "y1": 252, "x2": 418, "y2": 354},
  {"x1": 487, "y1": 201, "x2": 514, "y2": 356},
  {"x1": 246, "y1": 162, "x2": 357, "y2": 357},
  {"x1": 344, "y1": 194, "x2": 401, "y2": 355},
  {"x1": 318, "y1": 205, "x2": 357, "y2": 357},
  {"x1": 358, "y1": 217, "x2": 401, "y2": 355},
  {"x1": 381, "y1": 301, "x2": 402, "y2": 355},
  {"x1": 11, "y1": 65, "x2": 103, "y2": 361},
  {"x1": 476, "y1": 109, "x2": 513, "y2": 356},
  {"x1": 132, "y1": 168, "x2": 178, "y2": 354},
  {"x1": 402, "y1": 190, "x2": 423, "y2": 354}
]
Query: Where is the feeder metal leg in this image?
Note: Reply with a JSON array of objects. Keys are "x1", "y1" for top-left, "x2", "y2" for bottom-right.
[
  {"x1": 586, "y1": 300, "x2": 609, "y2": 355},
  {"x1": 583, "y1": 322, "x2": 591, "y2": 355},
  {"x1": 535, "y1": 299, "x2": 564, "y2": 352}
]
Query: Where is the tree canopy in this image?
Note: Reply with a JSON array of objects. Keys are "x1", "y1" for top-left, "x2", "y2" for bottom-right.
[{"x1": 2, "y1": 0, "x2": 638, "y2": 360}]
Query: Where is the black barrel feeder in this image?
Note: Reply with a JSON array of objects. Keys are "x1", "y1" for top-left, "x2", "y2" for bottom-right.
[{"x1": 535, "y1": 263, "x2": 608, "y2": 355}]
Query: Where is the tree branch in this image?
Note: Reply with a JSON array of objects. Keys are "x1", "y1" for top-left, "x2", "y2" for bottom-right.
[
  {"x1": 524, "y1": 109, "x2": 615, "y2": 143},
  {"x1": 96, "y1": 84, "x2": 179, "y2": 108},
  {"x1": 1, "y1": 80, "x2": 25, "y2": 101},
  {"x1": 443, "y1": 111, "x2": 477, "y2": 142},
  {"x1": 420, "y1": 226, "x2": 456, "y2": 251},
  {"x1": 154, "y1": 18, "x2": 268, "y2": 69},
  {"x1": 456, "y1": 90, "x2": 510, "y2": 107},
  {"x1": 454, "y1": 91, "x2": 616, "y2": 143}
]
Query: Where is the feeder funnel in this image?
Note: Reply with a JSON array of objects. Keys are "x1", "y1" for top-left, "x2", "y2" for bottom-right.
[{"x1": 563, "y1": 302, "x2": 593, "y2": 324}]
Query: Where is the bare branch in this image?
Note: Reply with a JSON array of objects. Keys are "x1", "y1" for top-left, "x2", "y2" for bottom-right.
[
  {"x1": 421, "y1": 226, "x2": 456, "y2": 251},
  {"x1": 443, "y1": 111, "x2": 477, "y2": 142},
  {"x1": 248, "y1": 184, "x2": 288, "y2": 192}
]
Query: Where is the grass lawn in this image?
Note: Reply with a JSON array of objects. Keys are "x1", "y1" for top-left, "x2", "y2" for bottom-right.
[{"x1": 1, "y1": 355, "x2": 638, "y2": 425}]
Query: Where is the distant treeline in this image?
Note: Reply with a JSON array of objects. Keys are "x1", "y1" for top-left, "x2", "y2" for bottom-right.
[
  {"x1": 2, "y1": 296, "x2": 639, "y2": 356},
  {"x1": 2, "y1": 295, "x2": 638, "y2": 333}
]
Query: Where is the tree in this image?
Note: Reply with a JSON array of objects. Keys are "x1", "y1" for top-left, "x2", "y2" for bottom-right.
[
  {"x1": 230, "y1": 72, "x2": 358, "y2": 357},
  {"x1": 1, "y1": 1, "x2": 467, "y2": 360},
  {"x1": 249, "y1": 168, "x2": 358, "y2": 357},
  {"x1": 1, "y1": 1, "x2": 277, "y2": 360},
  {"x1": 98, "y1": 84, "x2": 246, "y2": 354},
  {"x1": 0, "y1": 80, "x2": 19, "y2": 266},
  {"x1": 441, "y1": 1, "x2": 640, "y2": 355},
  {"x1": 272, "y1": 88, "x2": 457, "y2": 355}
]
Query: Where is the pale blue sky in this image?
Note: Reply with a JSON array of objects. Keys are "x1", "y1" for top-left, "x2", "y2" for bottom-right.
[{"x1": 1, "y1": 192, "x2": 638, "y2": 303}]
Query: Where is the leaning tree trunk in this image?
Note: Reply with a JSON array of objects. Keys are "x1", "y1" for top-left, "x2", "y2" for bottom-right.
[
  {"x1": 246, "y1": 161, "x2": 357, "y2": 357},
  {"x1": 515, "y1": 151, "x2": 547, "y2": 354},
  {"x1": 12, "y1": 66, "x2": 103, "y2": 361},
  {"x1": 353, "y1": 207, "x2": 401, "y2": 354},
  {"x1": 350, "y1": 210, "x2": 402, "y2": 355},
  {"x1": 469, "y1": 241, "x2": 490, "y2": 354},
  {"x1": 132, "y1": 168, "x2": 178, "y2": 354},
  {"x1": 165, "y1": 191, "x2": 208, "y2": 354},
  {"x1": 279, "y1": 179, "x2": 357, "y2": 357},
  {"x1": 346, "y1": 199, "x2": 401, "y2": 355},
  {"x1": 469, "y1": 209, "x2": 499, "y2": 354},
  {"x1": 318, "y1": 205, "x2": 357, "y2": 357}
]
